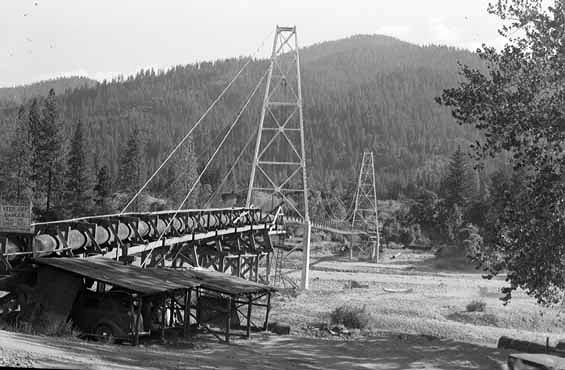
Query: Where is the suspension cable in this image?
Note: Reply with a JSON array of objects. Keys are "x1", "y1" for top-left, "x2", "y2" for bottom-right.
[
  {"x1": 120, "y1": 29, "x2": 273, "y2": 214},
  {"x1": 205, "y1": 128, "x2": 257, "y2": 206},
  {"x1": 140, "y1": 67, "x2": 269, "y2": 267}
]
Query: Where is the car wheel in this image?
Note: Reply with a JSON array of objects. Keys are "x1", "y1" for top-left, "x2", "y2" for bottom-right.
[{"x1": 95, "y1": 324, "x2": 116, "y2": 344}]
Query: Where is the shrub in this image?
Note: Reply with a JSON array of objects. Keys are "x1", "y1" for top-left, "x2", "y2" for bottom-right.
[
  {"x1": 38, "y1": 319, "x2": 80, "y2": 337},
  {"x1": 466, "y1": 300, "x2": 486, "y2": 312},
  {"x1": 330, "y1": 304, "x2": 370, "y2": 329}
]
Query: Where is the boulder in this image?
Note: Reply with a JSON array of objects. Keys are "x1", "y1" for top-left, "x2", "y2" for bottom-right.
[{"x1": 268, "y1": 322, "x2": 291, "y2": 335}]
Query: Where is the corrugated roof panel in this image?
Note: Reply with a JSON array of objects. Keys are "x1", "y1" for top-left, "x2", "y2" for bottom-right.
[
  {"x1": 33, "y1": 257, "x2": 274, "y2": 296},
  {"x1": 33, "y1": 257, "x2": 198, "y2": 295},
  {"x1": 159, "y1": 268, "x2": 276, "y2": 296}
]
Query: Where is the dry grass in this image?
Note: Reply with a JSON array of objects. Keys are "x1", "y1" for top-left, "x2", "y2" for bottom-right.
[
  {"x1": 0, "y1": 316, "x2": 80, "y2": 338},
  {"x1": 271, "y1": 245, "x2": 565, "y2": 347}
]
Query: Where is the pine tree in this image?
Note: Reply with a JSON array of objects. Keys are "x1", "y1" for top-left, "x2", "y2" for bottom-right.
[
  {"x1": 1, "y1": 105, "x2": 32, "y2": 202},
  {"x1": 440, "y1": 146, "x2": 474, "y2": 208},
  {"x1": 64, "y1": 121, "x2": 92, "y2": 217},
  {"x1": 29, "y1": 89, "x2": 64, "y2": 218},
  {"x1": 94, "y1": 165, "x2": 112, "y2": 213},
  {"x1": 117, "y1": 127, "x2": 141, "y2": 194},
  {"x1": 28, "y1": 98, "x2": 41, "y2": 195}
]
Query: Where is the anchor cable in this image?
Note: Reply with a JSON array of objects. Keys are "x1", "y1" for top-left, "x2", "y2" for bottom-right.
[
  {"x1": 120, "y1": 29, "x2": 274, "y2": 214},
  {"x1": 140, "y1": 66, "x2": 269, "y2": 267}
]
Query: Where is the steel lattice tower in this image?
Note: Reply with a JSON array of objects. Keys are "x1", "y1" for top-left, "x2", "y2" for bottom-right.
[
  {"x1": 246, "y1": 26, "x2": 311, "y2": 288},
  {"x1": 351, "y1": 152, "x2": 381, "y2": 261}
]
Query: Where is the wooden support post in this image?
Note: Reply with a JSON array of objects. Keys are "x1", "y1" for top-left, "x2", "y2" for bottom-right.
[
  {"x1": 370, "y1": 240, "x2": 377, "y2": 261},
  {"x1": 265, "y1": 252, "x2": 271, "y2": 284},
  {"x1": 168, "y1": 293, "x2": 174, "y2": 328},
  {"x1": 237, "y1": 255, "x2": 242, "y2": 278},
  {"x1": 225, "y1": 296, "x2": 232, "y2": 343},
  {"x1": 121, "y1": 242, "x2": 129, "y2": 265},
  {"x1": 254, "y1": 255, "x2": 259, "y2": 282},
  {"x1": 141, "y1": 250, "x2": 149, "y2": 267},
  {"x1": 196, "y1": 289, "x2": 201, "y2": 328},
  {"x1": 265, "y1": 252, "x2": 273, "y2": 284},
  {"x1": 300, "y1": 221, "x2": 311, "y2": 290},
  {"x1": 246, "y1": 294, "x2": 252, "y2": 338},
  {"x1": 219, "y1": 254, "x2": 225, "y2": 273},
  {"x1": 183, "y1": 289, "x2": 191, "y2": 338},
  {"x1": 349, "y1": 234, "x2": 353, "y2": 260},
  {"x1": 263, "y1": 293, "x2": 271, "y2": 331},
  {"x1": 133, "y1": 298, "x2": 142, "y2": 346},
  {"x1": 161, "y1": 295, "x2": 166, "y2": 343}
]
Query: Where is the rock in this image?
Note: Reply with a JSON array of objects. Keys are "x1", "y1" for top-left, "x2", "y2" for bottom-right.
[
  {"x1": 421, "y1": 334, "x2": 439, "y2": 341},
  {"x1": 268, "y1": 322, "x2": 291, "y2": 335},
  {"x1": 332, "y1": 324, "x2": 346, "y2": 333},
  {"x1": 350, "y1": 280, "x2": 369, "y2": 289}
]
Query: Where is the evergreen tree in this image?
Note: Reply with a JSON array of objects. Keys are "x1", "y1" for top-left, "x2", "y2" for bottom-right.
[
  {"x1": 29, "y1": 90, "x2": 64, "y2": 219},
  {"x1": 64, "y1": 121, "x2": 92, "y2": 217},
  {"x1": 117, "y1": 127, "x2": 141, "y2": 194},
  {"x1": 94, "y1": 165, "x2": 112, "y2": 213},
  {"x1": 1, "y1": 105, "x2": 32, "y2": 202},
  {"x1": 440, "y1": 146, "x2": 474, "y2": 208},
  {"x1": 28, "y1": 98, "x2": 41, "y2": 195}
]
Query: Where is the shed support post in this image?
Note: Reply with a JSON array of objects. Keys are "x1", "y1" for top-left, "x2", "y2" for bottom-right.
[
  {"x1": 161, "y1": 295, "x2": 166, "y2": 343},
  {"x1": 196, "y1": 289, "x2": 201, "y2": 328},
  {"x1": 169, "y1": 293, "x2": 174, "y2": 328},
  {"x1": 246, "y1": 294, "x2": 252, "y2": 338},
  {"x1": 265, "y1": 253, "x2": 271, "y2": 284},
  {"x1": 225, "y1": 296, "x2": 232, "y2": 343},
  {"x1": 263, "y1": 292, "x2": 271, "y2": 331},
  {"x1": 133, "y1": 298, "x2": 142, "y2": 346},
  {"x1": 183, "y1": 289, "x2": 191, "y2": 338}
]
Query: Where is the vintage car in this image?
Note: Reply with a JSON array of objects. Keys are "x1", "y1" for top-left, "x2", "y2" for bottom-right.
[{"x1": 71, "y1": 289, "x2": 148, "y2": 343}]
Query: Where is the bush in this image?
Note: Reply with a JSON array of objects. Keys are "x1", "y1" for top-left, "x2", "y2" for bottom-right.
[
  {"x1": 0, "y1": 316, "x2": 81, "y2": 338},
  {"x1": 466, "y1": 300, "x2": 486, "y2": 312},
  {"x1": 330, "y1": 304, "x2": 370, "y2": 329},
  {"x1": 39, "y1": 319, "x2": 80, "y2": 337}
]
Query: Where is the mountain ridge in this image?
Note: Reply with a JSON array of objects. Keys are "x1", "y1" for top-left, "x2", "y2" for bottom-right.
[{"x1": 0, "y1": 34, "x2": 484, "y2": 200}]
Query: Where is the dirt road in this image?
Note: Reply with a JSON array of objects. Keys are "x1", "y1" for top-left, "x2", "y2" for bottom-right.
[
  {"x1": 0, "y1": 328, "x2": 510, "y2": 369},
  {"x1": 0, "y1": 248, "x2": 549, "y2": 369}
]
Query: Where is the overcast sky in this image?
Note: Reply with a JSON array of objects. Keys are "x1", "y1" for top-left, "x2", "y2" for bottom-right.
[{"x1": 0, "y1": 0, "x2": 506, "y2": 88}]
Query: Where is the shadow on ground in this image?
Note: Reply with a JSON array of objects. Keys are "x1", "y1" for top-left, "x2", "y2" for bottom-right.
[{"x1": 1, "y1": 330, "x2": 509, "y2": 370}]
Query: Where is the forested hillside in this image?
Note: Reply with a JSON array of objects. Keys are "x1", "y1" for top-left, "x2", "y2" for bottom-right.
[
  {"x1": 0, "y1": 76, "x2": 98, "y2": 106},
  {"x1": 0, "y1": 35, "x2": 485, "y2": 206}
]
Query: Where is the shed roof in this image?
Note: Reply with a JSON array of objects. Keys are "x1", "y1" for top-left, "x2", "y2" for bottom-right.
[
  {"x1": 158, "y1": 267, "x2": 276, "y2": 296},
  {"x1": 33, "y1": 257, "x2": 274, "y2": 297},
  {"x1": 33, "y1": 257, "x2": 199, "y2": 295}
]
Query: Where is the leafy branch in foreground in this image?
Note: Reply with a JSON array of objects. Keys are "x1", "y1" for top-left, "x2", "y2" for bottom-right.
[{"x1": 437, "y1": 0, "x2": 565, "y2": 304}]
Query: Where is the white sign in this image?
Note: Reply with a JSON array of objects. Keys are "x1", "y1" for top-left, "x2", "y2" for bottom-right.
[{"x1": 0, "y1": 203, "x2": 32, "y2": 233}]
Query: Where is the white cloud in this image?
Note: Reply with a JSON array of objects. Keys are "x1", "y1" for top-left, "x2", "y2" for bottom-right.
[{"x1": 429, "y1": 17, "x2": 459, "y2": 44}]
